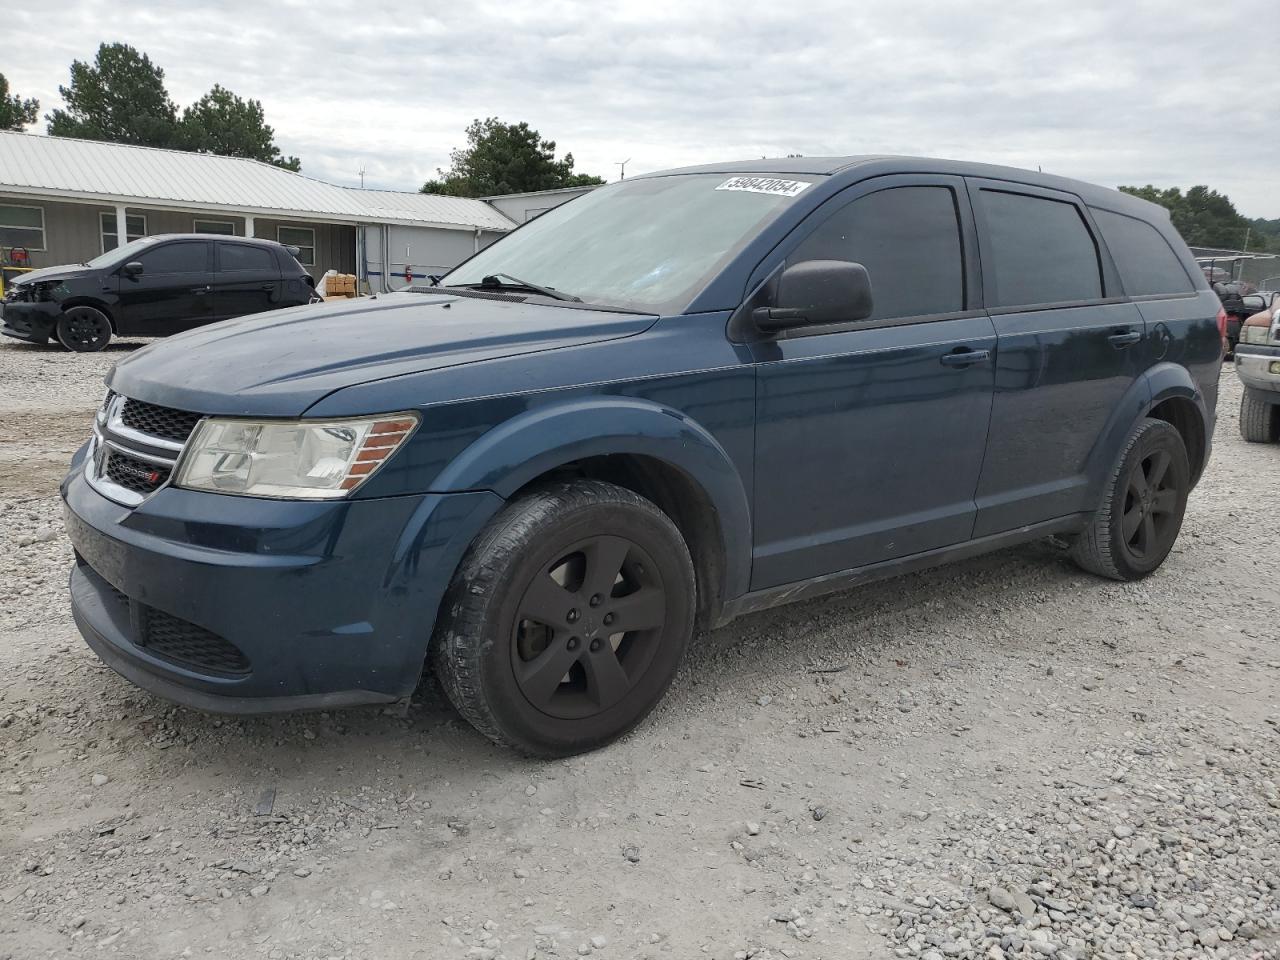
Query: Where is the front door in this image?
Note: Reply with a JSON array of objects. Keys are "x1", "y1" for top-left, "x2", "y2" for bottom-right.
[
  {"x1": 210, "y1": 241, "x2": 283, "y2": 321},
  {"x1": 965, "y1": 180, "x2": 1147, "y2": 536},
  {"x1": 750, "y1": 177, "x2": 996, "y2": 589},
  {"x1": 115, "y1": 240, "x2": 213, "y2": 335}
]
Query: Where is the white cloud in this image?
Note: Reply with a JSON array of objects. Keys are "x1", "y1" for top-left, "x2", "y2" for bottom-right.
[{"x1": 7, "y1": 0, "x2": 1279, "y2": 215}]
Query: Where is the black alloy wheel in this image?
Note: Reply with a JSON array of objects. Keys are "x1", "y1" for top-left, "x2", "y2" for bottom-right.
[
  {"x1": 1117, "y1": 447, "x2": 1180, "y2": 563},
  {"x1": 511, "y1": 534, "x2": 666, "y2": 720},
  {"x1": 56, "y1": 306, "x2": 113, "y2": 353},
  {"x1": 432, "y1": 481, "x2": 696, "y2": 757},
  {"x1": 1070, "y1": 417, "x2": 1189, "y2": 581}
]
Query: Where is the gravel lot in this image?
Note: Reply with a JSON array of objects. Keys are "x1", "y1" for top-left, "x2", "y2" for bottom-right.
[{"x1": 0, "y1": 339, "x2": 1276, "y2": 960}]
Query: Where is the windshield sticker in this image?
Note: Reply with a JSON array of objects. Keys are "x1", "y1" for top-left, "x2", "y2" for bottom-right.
[{"x1": 715, "y1": 176, "x2": 811, "y2": 197}]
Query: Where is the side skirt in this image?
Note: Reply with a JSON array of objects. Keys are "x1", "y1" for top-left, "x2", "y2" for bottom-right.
[{"x1": 717, "y1": 514, "x2": 1091, "y2": 625}]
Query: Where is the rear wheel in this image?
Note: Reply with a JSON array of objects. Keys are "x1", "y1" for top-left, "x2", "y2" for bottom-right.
[
  {"x1": 56, "y1": 306, "x2": 112, "y2": 353},
  {"x1": 1070, "y1": 418, "x2": 1190, "y2": 581},
  {"x1": 431, "y1": 480, "x2": 696, "y2": 757},
  {"x1": 1240, "y1": 388, "x2": 1280, "y2": 443}
]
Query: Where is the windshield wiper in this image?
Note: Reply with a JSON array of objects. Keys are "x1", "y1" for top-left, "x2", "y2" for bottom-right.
[{"x1": 450, "y1": 273, "x2": 581, "y2": 302}]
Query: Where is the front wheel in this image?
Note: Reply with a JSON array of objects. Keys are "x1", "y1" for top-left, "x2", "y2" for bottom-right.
[
  {"x1": 1070, "y1": 418, "x2": 1190, "y2": 581},
  {"x1": 56, "y1": 306, "x2": 112, "y2": 352},
  {"x1": 431, "y1": 480, "x2": 696, "y2": 757},
  {"x1": 1240, "y1": 388, "x2": 1280, "y2": 443}
]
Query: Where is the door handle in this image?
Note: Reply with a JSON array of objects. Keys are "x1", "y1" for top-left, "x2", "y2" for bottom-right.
[
  {"x1": 940, "y1": 347, "x2": 991, "y2": 367},
  {"x1": 1108, "y1": 329, "x2": 1142, "y2": 348},
  {"x1": 191, "y1": 286, "x2": 211, "y2": 295},
  {"x1": 260, "y1": 283, "x2": 276, "y2": 290}
]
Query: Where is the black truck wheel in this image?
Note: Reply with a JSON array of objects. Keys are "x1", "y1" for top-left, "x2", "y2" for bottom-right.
[
  {"x1": 1240, "y1": 388, "x2": 1280, "y2": 443},
  {"x1": 56, "y1": 306, "x2": 113, "y2": 353},
  {"x1": 1070, "y1": 418, "x2": 1190, "y2": 581},
  {"x1": 431, "y1": 480, "x2": 696, "y2": 757}
]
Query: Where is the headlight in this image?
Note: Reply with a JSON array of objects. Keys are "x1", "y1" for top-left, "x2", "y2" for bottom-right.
[
  {"x1": 1240, "y1": 325, "x2": 1272, "y2": 345},
  {"x1": 174, "y1": 413, "x2": 419, "y2": 499}
]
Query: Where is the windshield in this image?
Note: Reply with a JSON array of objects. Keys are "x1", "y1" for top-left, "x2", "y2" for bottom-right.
[
  {"x1": 444, "y1": 173, "x2": 818, "y2": 313},
  {"x1": 84, "y1": 236, "x2": 161, "y2": 269}
]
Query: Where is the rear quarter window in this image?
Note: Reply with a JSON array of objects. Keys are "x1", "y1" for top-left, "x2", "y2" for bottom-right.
[
  {"x1": 1090, "y1": 208, "x2": 1195, "y2": 298},
  {"x1": 977, "y1": 189, "x2": 1102, "y2": 308}
]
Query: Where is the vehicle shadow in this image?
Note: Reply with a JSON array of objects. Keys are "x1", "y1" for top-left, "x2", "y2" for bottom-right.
[{"x1": 132, "y1": 535, "x2": 1084, "y2": 777}]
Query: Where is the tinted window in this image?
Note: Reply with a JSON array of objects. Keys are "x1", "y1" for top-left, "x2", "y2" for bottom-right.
[
  {"x1": 220, "y1": 243, "x2": 275, "y2": 272},
  {"x1": 1091, "y1": 208, "x2": 1194, "y2": 297},
  {"x1": 790, "y1": 186, "x2": 965, "y2": 320},
  {"x1": 978, "y1": 190, "x2": 1102, "y2": 307},
  {"x1": 137, "y1": 242, "x2": 207, "y2": 275}
]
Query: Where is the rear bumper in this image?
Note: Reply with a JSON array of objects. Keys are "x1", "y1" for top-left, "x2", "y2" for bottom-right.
[
  {"x1": 1235, "y1": 345, "x2": 1280, "y2": 397},
  {"x1": 0, "y1": 301, "x2": 59, "y2": 343},
  {"x1": 62, "y1": 449, "x2": 503, "y2": 712}
]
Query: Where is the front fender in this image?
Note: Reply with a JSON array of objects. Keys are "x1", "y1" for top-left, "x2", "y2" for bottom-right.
[{"x1": 431, "y1": 396, "x2": 753, "y2": 601}]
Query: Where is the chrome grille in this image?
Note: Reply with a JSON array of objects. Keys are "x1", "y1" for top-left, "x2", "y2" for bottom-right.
[{"x1": 86, "y1": 392, "x2": 200, "y2": 507}]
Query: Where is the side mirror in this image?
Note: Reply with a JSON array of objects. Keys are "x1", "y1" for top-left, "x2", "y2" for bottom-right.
[
  {"x1": 123, "y1": 261, "x2": 144, "y2": 277},
  {"x1": 753, "y1": 260, "x2": 873, "y2": 332},
  {"x1": 1242, "y1": 295, "x2": 1266, "y2": 313}
]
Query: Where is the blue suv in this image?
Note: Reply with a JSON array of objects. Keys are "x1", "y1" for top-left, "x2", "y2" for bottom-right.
[{"x1": 62, "y1": 158, "x2": 1221, "y2": 756}]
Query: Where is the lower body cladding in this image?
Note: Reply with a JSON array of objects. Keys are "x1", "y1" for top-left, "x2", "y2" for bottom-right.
[
  {"x1": 1235, "y1": 345, "x2": 1280, "y2": 398},
  {"x1": 0, "y1": 300, "x2": 58, "y2": 344},
  {"x1": 61, "y1": 448, "x2": 502, "y2": 712}
]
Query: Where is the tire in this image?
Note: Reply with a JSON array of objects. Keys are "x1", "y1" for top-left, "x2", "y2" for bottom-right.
[
  {"x1": 56, "y1": 306, "x2": 112, "y2": 353},
  {"x1": 1070, "y1": 418, "x2": 1190, "y2": 581},
  {"x1": 431, "y1": 480, "x2": 696, "y2": 757},
  {"x1": 1239, "y1": 388, "x2": 1280, "y2": 443}
]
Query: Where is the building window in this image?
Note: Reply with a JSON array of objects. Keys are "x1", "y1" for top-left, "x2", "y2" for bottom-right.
[
  {"x1": 0, "y1": 204, "x2": 46, "y2": 251},
  {"x1": 277, "y1": 226, "x2": 315, "y2": 267},
  {"x1": 193, "y1": 218, "x2": 235, "y2": 235},
  {"x1": 100, "y1": 212, "x2": 147, "y2": 253}
]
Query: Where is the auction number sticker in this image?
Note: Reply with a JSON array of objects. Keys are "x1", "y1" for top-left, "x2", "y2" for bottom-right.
[{"x1": 715, "y1": 176, "x2": 811, "y2": 197}]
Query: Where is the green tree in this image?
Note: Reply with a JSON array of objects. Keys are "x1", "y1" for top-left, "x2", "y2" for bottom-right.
[
  {"x1": 0, "y1": 73, "x2": 39, "y2": 132},
  {"x1": 1119, "y1": 184, "x2": 1256, "y2": 250},
  {"x1": 422, "y1": 118, "x2": 604, "y2": 197},
  {"x1": 180, "y1": 85, "x2": 300, "y2": 171},
  {"x1": 47, "y1": 43, "x2": 180, "y2": 147}
]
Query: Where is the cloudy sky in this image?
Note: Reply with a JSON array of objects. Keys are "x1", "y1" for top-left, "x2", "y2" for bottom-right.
[{"x1": 6, "y1": 0, "x2": 1279, "y2": 216}]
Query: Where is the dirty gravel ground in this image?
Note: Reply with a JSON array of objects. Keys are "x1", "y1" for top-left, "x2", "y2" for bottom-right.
[{"x1": 0, "y1": 339, "x2": 1276, "y2": 960}]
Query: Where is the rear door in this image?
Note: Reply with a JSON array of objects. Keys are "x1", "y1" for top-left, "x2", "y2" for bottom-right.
[
  {"x1": 749, "y1": 175, "x2": 997, "y2": 589},
  {"x1": 967, "y1": 180, "x2": 1146, "y2": 536},
  {"x1": 114, "y1": 240, "x2": 213, "y2": 335},
  {"x1": 210, "y1": 242, "x2": 283, "y2": 321}
]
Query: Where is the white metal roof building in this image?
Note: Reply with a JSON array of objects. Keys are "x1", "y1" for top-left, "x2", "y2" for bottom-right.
[{"x1": 0, "y1": 131, "x2": 526, "y2": 288}]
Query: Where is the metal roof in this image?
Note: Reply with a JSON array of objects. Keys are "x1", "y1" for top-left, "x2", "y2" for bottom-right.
[{"x1": 0, "y1": 131, "x2": 513, "y2": 232}]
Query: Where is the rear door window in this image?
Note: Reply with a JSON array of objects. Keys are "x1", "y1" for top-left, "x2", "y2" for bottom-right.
[
  {"x1": 219, "y1": 243, "x2": 276, "y2": 273},
  {"x1": 1090, "y1": 208, "x2": 1194, "y2": 297},
  {"x1": 136, "y1": 241, "x2": 209, "y2": 275},
  {"x1": 977, "y1": 189, "x2": 1102, "y2": 307},
  {"x1": 790, "y1": 185, "x2": 965, "y2": 320}
]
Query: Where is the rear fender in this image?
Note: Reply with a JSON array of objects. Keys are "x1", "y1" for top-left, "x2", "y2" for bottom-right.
[
  {"x1": 1083, "y1": 362, "x2": 1206, "y2": 505},
  {"x1": 431, "y1": 396, "x2": 753, "y2": 602}
]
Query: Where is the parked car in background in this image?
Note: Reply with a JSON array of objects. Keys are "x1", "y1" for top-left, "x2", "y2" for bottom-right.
[
  {"x1": 1, "y1": 234, "x2": 315, "y2": 352},
  {"x1": 1235, "y1": 292, "x2": 1280, "y2": 441},
  {"x1": 1212, "y1": 280, "x2": 1262, "y2": 357},
  {"x1": 62, "y1": 157, "x2": 1220, "y2": 757}
]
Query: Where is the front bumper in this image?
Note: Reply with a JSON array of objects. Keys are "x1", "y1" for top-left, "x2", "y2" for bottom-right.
[
  {"x1": 0, "y1": 300, "x2": 59, "y2": 343},
  {"x1": 62, "y1": 448, "x2": 502, "y2": 712},
  {"x1": 1235, "y1": 344, "x2": 1280, "y2": 397}
]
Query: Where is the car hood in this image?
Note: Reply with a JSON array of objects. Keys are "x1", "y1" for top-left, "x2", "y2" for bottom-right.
[
  {"x1": 10, "y1": 264, "x2": 91, "y2": 286},
  {"x1": 107, "y1": 292, "x2": 658, "y2": 417}
]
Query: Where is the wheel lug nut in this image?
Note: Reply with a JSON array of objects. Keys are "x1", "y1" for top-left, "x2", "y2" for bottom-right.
[
  {"x1": 567, "y1": 609, "x2": 579, "y2": 623},
  {"x1": 589, "y1": 594, "x2": 602, "y2": 607},
  {"x1": 589, "y1": 639, "x2": 601, "y2": 652},
  {"x1": 567, "y1": 637, "x2": 579, "y2": 650},
  {"x1": 603, "y1": 613, "x2": 615, "y2": 626}
]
